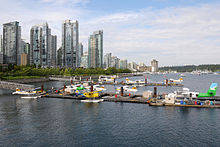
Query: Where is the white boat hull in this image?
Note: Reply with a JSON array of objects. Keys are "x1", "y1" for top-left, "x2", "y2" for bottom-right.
[
  {"x1": 21, "y1": 95, "x2": 41, "y2": 99},
  {"x1": 81, "y1": 99, "x2": 104, "y2": 103}
]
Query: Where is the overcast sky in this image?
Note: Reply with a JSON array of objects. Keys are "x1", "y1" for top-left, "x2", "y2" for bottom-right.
[{"x1": 0, "y1": 0, "x2": 220, "y2": 66}]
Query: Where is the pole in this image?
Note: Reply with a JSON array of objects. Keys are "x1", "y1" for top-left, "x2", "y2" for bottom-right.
[
  {"x1": 91, "y1": 84, "x2": 93, "y2": 92},
  {"x1": 154, "y1": 87, "x2": 157, "y2": 98},
  {"x1": 121, "y1": 87, "x2": 124, "y2": 96},
  {"x1": 166, "y1": 79, "x2": 168, "y2": 86},
  {"x1": 145, "y1": 76, "x2": 147, "y2": 85},
  {"x1": 41, "y1": 85, "x2": 44, "y2": 92}
]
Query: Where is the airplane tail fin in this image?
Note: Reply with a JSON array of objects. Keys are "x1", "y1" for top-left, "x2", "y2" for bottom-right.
[
  {"x1": 198, "y1": 83, "x2": 218, "y2": 97},
  {"x1": 208, "y1": 83, "x2": 218, "y2": 96}
]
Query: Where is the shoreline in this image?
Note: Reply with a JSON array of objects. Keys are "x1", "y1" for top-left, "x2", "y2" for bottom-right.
[{"x1": 7, "y1": 77, "x2": 50, "y2": 84}]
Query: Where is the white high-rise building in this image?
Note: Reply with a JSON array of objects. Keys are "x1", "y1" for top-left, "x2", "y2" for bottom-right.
[
  {"x1": 151, "y1": 59, "x2": 158, "y2": 72},
  {"x1": 80, "y1": 52, "x2": 88, "y2": 68},
  {"x1": 119, "y1": 59, "x2": 128, "y2": 69},
  {"x1": 111, "y1": 56, "x2": 120, "y2": 69}
]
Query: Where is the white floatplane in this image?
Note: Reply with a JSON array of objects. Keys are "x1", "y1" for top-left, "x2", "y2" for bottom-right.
[
  {"x1": 20, "y1": 93, "x2": 41, "y2": 99},
  {"x1": 125, "y1": 78, "x2": 146, "y2": 85},
  {"x1": 116, "y1": 86, "x2": 138, "y2": 92}
]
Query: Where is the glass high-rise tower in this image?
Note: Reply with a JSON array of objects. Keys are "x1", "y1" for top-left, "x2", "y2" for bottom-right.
[
  {"x1": 3, "y1": 21, "x2": 21, "y2": 65},
  {"x1": 62, "y1": 20, "x2": 79, "y2": 68},
  {"x1": 30, "y1": 23, "x2": 51, "y2": 67},
  {"x1": 88, "y1": 30, "x2": 103, "y2": 68}
]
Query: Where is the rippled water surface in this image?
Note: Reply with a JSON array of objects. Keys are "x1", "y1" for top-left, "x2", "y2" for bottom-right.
[{"x1": 0, "y1": 73, "x2": 220, "y2": 146}]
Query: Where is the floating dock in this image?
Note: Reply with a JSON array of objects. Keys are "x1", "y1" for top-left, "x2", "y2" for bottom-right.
[{"x1": 149, "y1": 103, "x2": 220, "y2": 108}]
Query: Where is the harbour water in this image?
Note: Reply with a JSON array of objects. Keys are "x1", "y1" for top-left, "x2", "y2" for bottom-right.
[{"x1": 0, "y1": 73, "x2": 220, "y2": 146}]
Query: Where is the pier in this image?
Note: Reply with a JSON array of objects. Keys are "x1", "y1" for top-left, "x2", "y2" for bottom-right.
[{"x1": 0, "y1": 81, "x2": 35, "y2": 90}]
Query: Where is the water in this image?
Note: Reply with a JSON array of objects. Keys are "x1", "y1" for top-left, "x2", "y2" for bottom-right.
[{"x1": 0, "y1": 74, "x2": 220, "y2": 146}]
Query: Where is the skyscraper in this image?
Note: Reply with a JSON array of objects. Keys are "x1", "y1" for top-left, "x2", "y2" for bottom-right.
[
  {"x1": 3, "y1": 21, "x2": 21, "y2": 65},
  {"x1": 88, "y1": 30, "x2": 103, "y2": 68},
  {"x1": 20, "y1": 40, "x2": 30, "y2": 65},
  {"x1": 119, "y1": 59, "x2": 128, "y2": 69},
  {"x1": 57, "y1": 47, "x2": 62, "y2": 67},
  {"x1": 104, "y1": 53, "x2": 112, "y2": 69},
  {"x1": 111, "y1": 56, "x2": 120, "y2": 69},
  {"x1": 62, "y1": 20, "x2": 79, "y2": 68},
  {"x1": 78, "y1": 43, "x2": 83, "y2": 67},
  {"x1": 49, "y1": 35, "x2": 57, "y2": 67},
  {"x1": 0, "y1": 35, "x2": 3, "y2": 64},
  {"x1": 30, "y1": 23, "x2": 51, "y2": 67},
  {"x1": 151, "y1": 59, "x2": 158, "y2": 72},
  {"x1": 80, "y1": 52, "x2": 88, "y2": 68},
  {"x1": 0, "y1": 35, "x2": 3, "y2": 52}
]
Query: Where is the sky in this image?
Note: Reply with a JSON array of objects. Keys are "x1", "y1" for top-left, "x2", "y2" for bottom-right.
[{"x1": 0, "y1": 0, "x2": 220, "y2": 66}]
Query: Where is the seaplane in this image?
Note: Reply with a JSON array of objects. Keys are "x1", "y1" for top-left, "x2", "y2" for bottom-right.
[
  {"x1": 125, "y1": 78, "x2": 146, "y2": 85},
  {"x1": 93, "y1": 85, "x2": 106, "y2": 92},
  {"x1": 174, "y1": 87, "x2": 199, "y2": 98},
  {"x1": 81, "y1": 91, "x2": 104, "y2": 103},
  {"x1": 198, "y1": 83, "x2": 218, "y2": 98},
  {"x1": 116, "y1": 86, "x2": 138, "y2": 93},
  {"x1": 20, "y1": 93, "x2": 41, "y2": 99},
  {"x1": 165, "y1": 77, "x2": 183, "y2": 83},
  {"x1": 12, "y1": 87, "x2": 42, "y2": 95},
  {"x1": 65, "y1": 84, "x2": 85, "y2": 94},
  {"x1": 99, "y1": 75, "x2": 116, "y2": 83}
]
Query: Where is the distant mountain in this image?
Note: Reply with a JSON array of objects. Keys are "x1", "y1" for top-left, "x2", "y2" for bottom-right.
[{"x1": 159, "y1": 64, "x2": 220, "y2": 72}]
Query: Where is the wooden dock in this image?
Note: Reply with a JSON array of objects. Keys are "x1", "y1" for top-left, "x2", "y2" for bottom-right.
[{"x1": 41, "y1": 93, "x2": 148, "y2": 104}]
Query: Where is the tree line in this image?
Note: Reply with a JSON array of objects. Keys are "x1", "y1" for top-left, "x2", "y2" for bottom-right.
[
  {"x1": 0, "y1": 64, "x2": 131, "y2": 80},
  {"x1": 159, "y1": 64, "x2": 220, "y2": 72}
]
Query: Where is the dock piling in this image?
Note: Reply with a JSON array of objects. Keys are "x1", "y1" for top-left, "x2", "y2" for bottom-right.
[
  {"x1": 153, "y1": 87, "x2": 157, "y2": 98},
  {"x1": 121, "y1": 87, "x2": 124, "y2": 96},
  {"x1": 41, "y1": 85, "x2": 44, "y2": 92}
]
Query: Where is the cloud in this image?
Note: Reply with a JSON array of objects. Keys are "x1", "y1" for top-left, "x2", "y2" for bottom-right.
[
  {"x1": 81, "y1": 4, "x2": 220, "y2": 66},
  {"x1": 0, "y1": 0, "x2": 219, "y2": 66}
]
